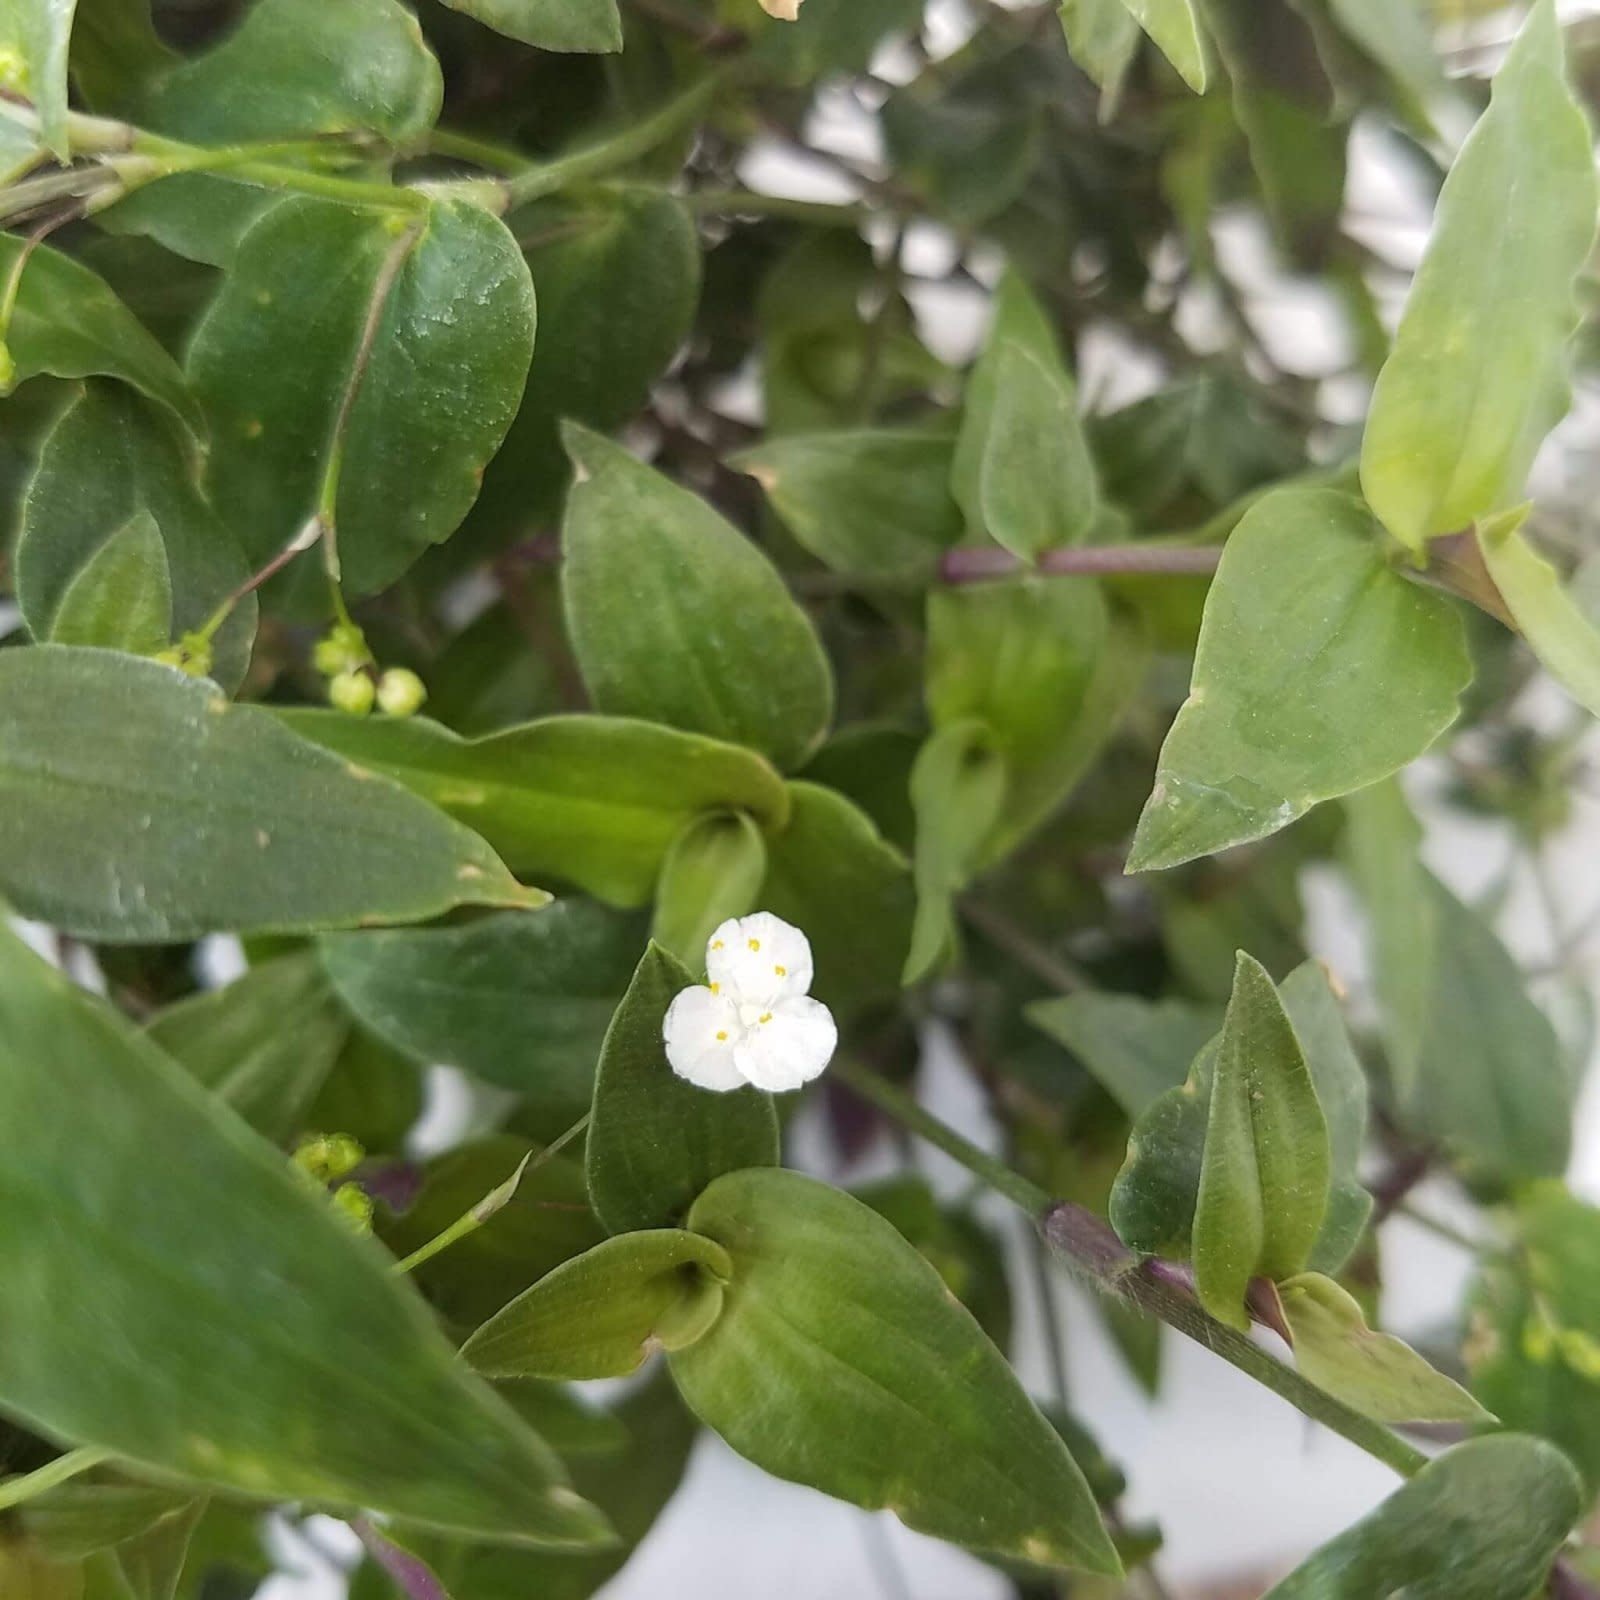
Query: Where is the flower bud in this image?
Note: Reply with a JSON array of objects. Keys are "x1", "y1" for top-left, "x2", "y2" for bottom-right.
[
  {"x1": 329, "y1": 669, "x2": 376, "y2": 716},
  {"x1": 376, "y1": 666, "x2": 428, "y2": 718},
  {"x1": 293, "y1": 1132, "x2": 366, "y2": 1184},
  {"x1": 313, "y1": 621, "x2": 371, "y2": 678},
  {"x1": 331, "y1": 1181, "x2": 375, "y2": 1233}
]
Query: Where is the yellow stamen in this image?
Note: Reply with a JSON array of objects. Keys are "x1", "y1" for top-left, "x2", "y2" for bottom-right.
[
  {"x1": 748, "y1": 938, "x2": 761, "y2": 951},
  {"x1": 711, "y1": 939, "x2": 724, "y2": 950},
  {"x1": 716, "y1": 1030, "x2": 728, "y2": 1041},
  {"x1": 759, "y1": 1012, "x2": 772, "y2": 1024},
  {"x1": 710, "y1": 981, "x2": 720, "y2": 994},
  {"x1": 774, "y1": 964, "x2": 787, "y2": 977}
]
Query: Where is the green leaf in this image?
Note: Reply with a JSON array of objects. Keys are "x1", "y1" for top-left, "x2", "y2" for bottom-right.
[
  {"x1": 188, "y1": 197, "x2": 534, "y2": 599},
  {"x1": 22, "y1": 1483, "x2": 198, "y2": 1562},
  {"x1": 1127, "y1": 489, "x2": 1470, "y2": 872},
  {"x1": 145, "y1": 954, "x2": 348, "y2": 1144},
  {"x1": 0, "y1": 648, "x2": 541, "y2": 942},
  {"x1": 436, "y1": 0, "x2": 620, "y2": 50},
  {"x1": 133, "y1": 0, "x2": 441, "y2": 145},
  {"x1": 586, "y1": 944, "x2": 779, "y2": 1236},
  {"x1": 1278, "y1": 1272, "x2": 1490, "y2": 1425},
  {"x1": 64, "y1": 0, "x2": 174, "y2": 113},
  {"x1": 734, "y1": 428, "x2": 963, "y2": 582},
  {"x1": 1323, "y1": 0, "x2": 1444, "y2": 122},
  {"x1": 1477, "y1": 508, "x2": 1600, "y2": 719},
  {"x1": 471, "y1": 191, "x2": 701, "y2": 542},
  {"x1": 1192, "y1": 952, "x2": 1330, "y2": 1328},
  {"x1": 951, "y1": 271, "x2": 1096, "y2": 556},
  {"x1": 1058, "y1": 0, "x2": 1141, "y2": 111},
  {"x1": 1262, "y1": 1435, "x2": 1581, "y2": 1599},
  {"x1": 0, "y1": 110, "x2": 44, "y2": 183},
  {"x1": 651, "y1": 812, "x2": 767, "y2": 969},
  {"x1": 758, "y1": 780, "x2": 915, "y2": 1018},
  {"x1": 304, "y1": 1027, "x2": 422, "y2": 1156},
  {"x1": 463, "y1": 1230, "x2": 732, "y2": 1380},
  {"x1": 0, "y1": 0, "x2": 77, "y2": 156},
  {"x1": 1360, "y1": 0, "x2": 1597, "y2": 555},
  {"x1": 1117, "y1": 0, "x2": 1208, "y2": 91},
  {"x1": 1026, "y1": 992, "x2": 1220, "y2": 1120},
  {"x1": 904, "y1": 721, "x2": 1008, "y2": 985},
  {"x1": 0, "y1": 235, "x2": 196, "y2": 429},
  {"x1": 86, "y1": 1498, "x2": 205, "y2": 1600},
  {"x1": 671, "y1": 1168, "x2": 1121, "y2": 1575},
  {"x1": 279, "y1": 710, "x2": 789, "y2": 908},
  {"x1": 47, "y1": 512, "x2": 170, "y2": 658},
  {"x1": 561, "y1": 424, "x2": 834, "y2": 770},
  {"x1": 321, "y1": 902, "x2": 645, "y2": 1125},
  {"x1": 0, "y1": 926, "x2": 610, "y2": 1547},
  {"x1": 17, "y1": 385, "x2": 255, "y2": 691},
  {"x1": 1470, "y1": 1185, "x2": 1600, "y2": 1497},
  {"x1": 927, "y1": 579, "x2": 1145, "y2": 861}
]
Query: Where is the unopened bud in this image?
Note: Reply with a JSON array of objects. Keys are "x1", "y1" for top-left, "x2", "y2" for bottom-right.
[
  {"x1": 376, "y1": 667, "x2": 427, "y2": 718},
  {"x1": 313, "y1": 621, "x2": 370, "y2": 678},
  {"x1": 293, "y1": 1132, "x2": 366, "y2": 1184},
  {"x1": 329, "y1": 669, "x2": 375, "y2": 716},
  {"x1": 331, "y1": 1181, "x2": 375, "y2": 1233}
]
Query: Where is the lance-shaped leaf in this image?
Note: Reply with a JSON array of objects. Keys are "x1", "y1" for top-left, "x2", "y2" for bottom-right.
[
  {"x1": 1127, "y1": 489, "x2": 1470, "y2": 872},
  {"x1": 47, "y1": 512, "x2": 170, "y2": 658},
  {"x1": 904, "y1": 721, "x2": 1007, "y2": 985},
  {"x1": 437, "y1": 0, "x2": 621, "y2": 50},
  {"x1": 1192, "y1": 953, "x2": 1330, "y2": 1328},
  {"x1": 463, "y1": 1230, "x2": 732, "y2": 1381},
  {"x1": 0, "y1": 648, "x2": 540, "y2": 942},
  {"x1": 17, "y1": 385, "x2": 255, "y2": 692},
  {"x1": 0, "y1": 0, "x2": 77, "y2": 156},
  {"x1": 1279, "y1": 1273, "x2": 1490, "y2": 1425},
  {"x1": 0, "y1": 927, "x2": 610, "y2": 1547},
  {"x1": 586, "y1": 945, "x2": 779, "y2": 1236},
  {"x1": 562, "y1": 424, "x2": 834, "y2": 771},
  {"x1": 670, "y1": 1168, "x2": 1121, "y2": 1576},
  {"x1": 1059, "y1": 0, "x2": 1141, "y2": 111},
  {"x1": 320, "y1": 902, "x2": 645, "y2": 1123},
  {"x1": 0, "y1": 235, "x2": 196, "y2": 428},
  {"x1": 188, "y1": 196, "x2": 534, "y2": 599},
  {"x1": 280, "y1": 710, "x2": 789, "y2": 908},
  {"x1": 1263, "y1": 1436, "x2": 1581, "y2": 1599},
  {"x1": 1361, "y1": 0, "x2": 1598, "y2": 555},
  {"x1": 734, "y1": 428, "x2": 963, "y2": 582},
  {"x1": 651, "y1": 812, "x2": 767, "y2": 969},
  {"x1": 951, "y1": 271, "x2": 1097, "y2": 558},
  {"x1": 1117, "y1": 0, "x2": 1207, "y2": 91},
  {"x1": 146, "y1": 955, "x2": 349, "y2": 1144},
  {"x1": 1478, "y1": 508, "x2": 1600, "y2": 720}
]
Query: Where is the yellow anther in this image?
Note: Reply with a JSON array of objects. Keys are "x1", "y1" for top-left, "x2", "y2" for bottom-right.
[
  {"x1": 716, "y1": 1030, "x2": 729, "y2": 1041},
  {"x1": 748, "y1": 938, "x2": 761, "y2": 951},
  {"x1": 774, "y1": 964, "x2": 787, "y2": 977},
  {"x1": 710, "y1": 981, "x2": 721, "y2": 994},
  {"x1": 711, "y1": 939, "x2": 725, "y2": 950},
  {"x1": 759, "y1": 1012, "x2": 772, "y2": 1024}
]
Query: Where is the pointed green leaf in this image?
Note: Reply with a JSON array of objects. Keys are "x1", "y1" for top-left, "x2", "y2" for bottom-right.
[
  {"x1": 463, "y1": 1230, "x2": 732, "y2": 1381},
  {"x1": 0, "y1": 0, "x2": 78, "y2": 156},
  {"x1": 279, "y1": 710, "x2": 789, "y2": 908},
  {"x1": 1192, "y1": 953, "x2": 1330, "y2": 1328},
  {"x1": 586, "y1": 944, "x2": 779, "y2": 1236},
  {"x1": 0, "y1": 927, "x2": 609, "y2": 1547},
  {"x1": 48, "y1": 512, "x2": 170, "y2": 658},
  {"x1": 22, "y1": 1484, "x2": 198, "y2": 1563},
  {"x1": 0, "y1": 235, "x2": 196, "y2": 428},
  {"x1": 1361, "y1": 0, "x2": 1598, "y2": 554},
  {"x1": 436, "y1": 0, "x2": 620, "y2": 50},
  {"x1": 145, "y1": 955, "x2": 349, "y2": 1144},
  {"x1": 1263, "y1": 1436, "x2": 1580, "y2": 1599},
  {"x1": 1128, "y1": 489, "x2": 1470, "y2": 872},
  {"x1": 1058, "y1": 0, "x2": 1141, "y2": 110},
  {"x1": 651, "y1": 812, "x2": 767, "y2": 969},
  {"x1": 1478, "y1": 508, "x2": 1600, "y2": 719},
  {"x1": 0, "y1": 648, "x2": 541, "y2": 942},
  {"x1": 321, "y1": 902, "x2": 644, "y2": 1124},
  {"x1": 1026, "y1": 992, "x2": 1220, "y2": 1120},
  {"x1": 1279, "y1": 1273, "x2": 1490, "y2": 1425},
  {"x1": 1118, "y1": 0, "x2": 1207, "y2": 91},
  {"x1": 17, "y1": 385, "x2": 255, "y2": 691},
  {"x1": 758, "y1": 780, "x2": 915, "y2": 1018},
  {"x1": 904, "y1": 721, "x2": 1007, "y2": 985},
  {"x1": 561, "y1": 424, "x2": 834, "y2": 770},
  {"x1": 86, "y1": 1497, "x2": 205, "y2": 1600},
  {"x1": 189, "y1": 197, "x2": 534, "y2": 599},
  {"x1": 671, "y1": 1168, "x2": 1121, "y2": 1576},
  {"x1": 734, "y1": 428, "x2": 963, "y2": 582}
]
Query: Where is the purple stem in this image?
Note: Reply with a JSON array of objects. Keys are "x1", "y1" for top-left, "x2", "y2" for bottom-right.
[
  {"x1": 352, "y1": 1518, "x2": 452, "y2": 1600},
  {"x1": 940, "y1": 544, "x2": 1223, "y2": 585}
]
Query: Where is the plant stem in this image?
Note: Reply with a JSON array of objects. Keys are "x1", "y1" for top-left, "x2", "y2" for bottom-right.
[
  {"x1": 940, "y1": 544, "x2": 1223, "y2": 585},
  {"x1": 960, "y1": 898, "x2": 1091, "y2": 993},
  {"x1": 682, "y1": 187, "x2": 876, "y2": 227},
  {"x1": 832, "y1": 1059, "x2": 1431, "y2": 1482},
  {"x1": 351, "y1": 1518, "x2": 450, "y2": 1600},
  {"x1": 0, "y1": 1446, "x2": 112, "y2": 1510}
]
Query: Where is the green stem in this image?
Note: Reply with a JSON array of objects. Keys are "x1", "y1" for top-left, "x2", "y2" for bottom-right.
[
  {"x1": 0, "y1": 1446, "x2": 112, "y2": 1510},
  {"x1": 832, "y1": 1060, "x2": 1431, "y2": 1482},
  {"x1": 500, "y1": 70, "x2": 730, "y2": 211},
  {"x1": 427, "y1": 127, "x2": 531, "y2": 175},
  {"x1": 392, "y1": 1115, "x2": 590, "y2": 1276},
  {"x1": 682, "y1": 187, "x2": 876, "y2": 227}
]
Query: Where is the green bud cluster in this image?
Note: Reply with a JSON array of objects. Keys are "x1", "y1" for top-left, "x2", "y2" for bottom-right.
[{"x1": 311, "y1": 623, "x2": 427, "y2": 720}]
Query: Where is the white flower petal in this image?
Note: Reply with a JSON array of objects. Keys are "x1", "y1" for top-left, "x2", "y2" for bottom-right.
[
  {"x1": 705, "y1": 911, "x2": 814, "y2": 1006},
  {"x1": 663, "y1": 985, "x2": 746, "y2": 1093},
  {"x1": 733, "y1": 995, "x2": 836, "y2": 1093},
  {"x1": 760, "y1": 0, "x2": 804, "y2": 17}
]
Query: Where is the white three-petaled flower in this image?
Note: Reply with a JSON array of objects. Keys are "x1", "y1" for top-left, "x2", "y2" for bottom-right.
[
  {"x1": 759, "y1": 0, "x2": 805, "y2": 18},
  {"x1": 663, "y1": 912, "x2": 837, "y2": 1093}
]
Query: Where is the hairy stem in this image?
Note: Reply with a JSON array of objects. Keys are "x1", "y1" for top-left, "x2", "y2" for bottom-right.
[
  {"x1": 0, "y1": 1446, "x2": 112, "y2": 1510},
  {"x1": 832, "y1": 1059, "x2": 1430, "y2": 1481}
]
